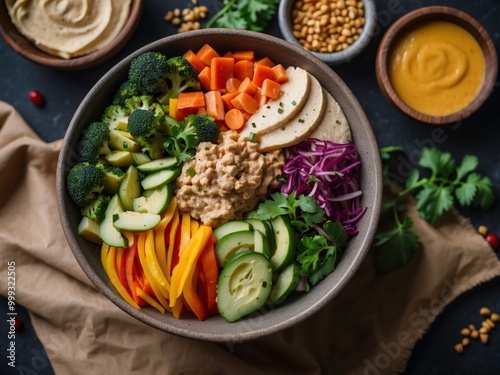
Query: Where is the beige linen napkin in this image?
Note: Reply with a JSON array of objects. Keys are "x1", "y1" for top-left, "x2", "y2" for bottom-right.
[{"x1": 1, "y1": 100, "x2": 500, "y2": 374}]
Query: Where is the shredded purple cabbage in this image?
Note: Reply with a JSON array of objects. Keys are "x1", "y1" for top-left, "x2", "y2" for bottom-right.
[{"x1": 280, "y1": 138, "x2": 366, "y2": 236}]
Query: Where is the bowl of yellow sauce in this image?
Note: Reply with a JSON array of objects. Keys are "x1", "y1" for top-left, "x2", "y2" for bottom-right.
[{"x1": 375, "y1": 6, "x2": 497, "y2": 124}]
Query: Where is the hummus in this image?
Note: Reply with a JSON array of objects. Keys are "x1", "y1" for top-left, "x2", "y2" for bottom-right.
[
  {"x1": 6, "y1": 0, "x2": 131, "y2": 59},
  {"x1": 175, "y1": 131, "x2": 285, "y2": 228}
]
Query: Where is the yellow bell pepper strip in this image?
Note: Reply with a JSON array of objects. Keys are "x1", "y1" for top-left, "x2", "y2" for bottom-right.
[
  {"x1": 170, "y1": 225, "x2": 212, "y2": 308},
  {"x1": 169, "y1": 98, "x2": 178, "y2": 118},
  {"x1": 123, "y1": 232, "x2": 146, "y2": 306},
  {"x1": 197, "y1": 234, "x2": 219, "y2": 315},
  {"x1": 179, "y1": 213, "x2": 192, "y2": 255},
  {"x1": 105, "y1": 246, "x2": 140, "y2": 310},
  {"x1": 101, "y1": 243, "x2": 110, "y2": 276},
  {"x1": 137, "y1": 287, "x2": 165, "y2": 314},
  {"x1": 190, "y1": 220, "x2": 199, "y2": 236},
  {"x1": 144, "y1": 228, "x2": 171, "y2": 299},
  {"x1": 154, "y1": 198, "x2": 178, "y2": 280},
  {"x1": 171, "y1": 296, "x2": 184, "y2": 319},
  {"x1": 183, "y1": 268, "x2": 208, "y2": 320},
  {"x1": 137, "y1": 231, "x2": 170, "y2": 311},
  {"x1": 116, "y1": 246, "x2": 130, "y2": 294},
  {"x1": 165, "y1": 208, "x2": 180, "y2": 283}
]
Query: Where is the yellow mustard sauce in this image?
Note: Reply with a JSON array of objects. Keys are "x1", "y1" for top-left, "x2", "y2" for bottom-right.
[{"x1": 388, "y1": 20, "x2": 485, "y2": 116}]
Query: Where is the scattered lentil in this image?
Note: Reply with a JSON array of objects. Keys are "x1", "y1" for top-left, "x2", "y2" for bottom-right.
[
  {"x1": 291, "y1": 0, "x2": 365, "y2": 53},
  {"x1": 164, "y1": 5, "x2": 208, "y2": 33}
]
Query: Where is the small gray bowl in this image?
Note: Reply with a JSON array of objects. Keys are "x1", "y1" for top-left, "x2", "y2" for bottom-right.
[
  {"x1": 279, "y1": 0, "x2": 377, "y2": 65},
  {"x1": 56, "y1": 29, "x2": 382, "y2": 342}
]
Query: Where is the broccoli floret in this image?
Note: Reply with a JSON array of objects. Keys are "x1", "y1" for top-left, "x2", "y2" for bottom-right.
[
  {"x1": 77, "y1": 122, "x2": 111, "y2": 163},
  {"x1": 67, "y1": 162, "x2": 106, "y2": 207},
  {"x1": 128, "y1": 52, "x2": 200, "y2": 105},
  {"x1": 112, "y1": 80, "x2": 139, "y2": 106},
  {"x1": 102, "y1": 105, "x2": 130, "y2": 130},
  {"x1": 129, "y1": 51, "x2": 169, "y2": 95},
  {"x1": 184, "y1": 113, "x2": 219, "y2": 144},
  {"x1": 125, "y1": 95, "x2": 154, "y2": 113},
  {"x1": 80, "y1": 194, "x2": 110, "y2": 222},
  {"x1": 127, "y1": 109, "x2": 167, "y2": 160},
  {"x1": 163, "y1": 114, "x2": 218, "y2": 163},
  {"x1": 96, "y1": 162, "x2": 125, "y2": 194}
]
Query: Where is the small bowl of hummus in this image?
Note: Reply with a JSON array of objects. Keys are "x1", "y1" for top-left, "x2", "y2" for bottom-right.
[
  {"x1": 0, "y1": 0, "x2": 143, "y2": 70},
  {"x1": 375, "y1": 6, "x2": 498, "y2": 125}
]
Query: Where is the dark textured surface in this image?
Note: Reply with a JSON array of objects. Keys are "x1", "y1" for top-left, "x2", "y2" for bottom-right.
[{"x1": 1, "y1": 0, "x2": 499, "y2": 374}]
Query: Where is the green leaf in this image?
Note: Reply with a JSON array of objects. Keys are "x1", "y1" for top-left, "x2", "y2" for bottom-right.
[
  {"x1": 380, "y1": 146, "x2": 405, "y2": 161},
  {"x1": 374, "y1": 217, "x2": 420, "y2": 275},
  {"x1": 296, "y1": 235, "x2": 336, "y2": 285},
  {"x1": 455, "y1": 154, "x2": 478, "y2": 181},
  {"x1": 467, "y1": 173, "x2": 495, "y2": 210},
  {"x1": 455, "y1": 182, "x2": 477, "y2": 206},
  {"x1": 323, "y1": 220, "x2": 348, "y2": 249},
  {"x1": 419, "y1": 148, "x2": 455, "y2": 178},
  {"x1": 405, "y1": 169, "x2": 421, "y2": 191},
  {"x1": 416, "y1": 185, "x2": 454, "y2": 224}
]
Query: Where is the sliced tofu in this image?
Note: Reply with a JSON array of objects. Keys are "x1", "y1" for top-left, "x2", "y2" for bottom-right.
[
  {"x1": 308, "y1": 90, "x2": 352, "y2": 143},
  {"x1": 257, "y1": 74, "x2": 327, "y2": 152},
  {"x1": 239, "y1": 66, "x2": 310, "y2": 138}
]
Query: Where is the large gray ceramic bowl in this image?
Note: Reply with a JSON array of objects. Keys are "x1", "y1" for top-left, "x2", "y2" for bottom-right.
[{"x1": 56, "y1": 29, "x2": 382, "y2": 342}]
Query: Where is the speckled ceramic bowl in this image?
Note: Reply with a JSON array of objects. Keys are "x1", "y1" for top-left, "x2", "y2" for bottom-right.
[{"x1": 56, "y1": 29, "x2": 382, "y2": 342}]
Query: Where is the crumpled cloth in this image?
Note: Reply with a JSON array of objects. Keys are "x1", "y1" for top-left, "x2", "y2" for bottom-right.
[{"x1": 1, "y1": 100, "x2": 500, "y2": 374}]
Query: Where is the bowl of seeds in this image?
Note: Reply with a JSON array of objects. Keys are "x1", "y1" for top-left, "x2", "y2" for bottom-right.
[{"x1": 278, "y1": 0, "x2": 377, "y2": 65}]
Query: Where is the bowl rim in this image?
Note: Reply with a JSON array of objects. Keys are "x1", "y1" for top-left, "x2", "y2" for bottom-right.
[
  {"x1": 278, "y1": 0, "x2": 377, "y2": 65},
  {"x1": 56, "y1": 28, "x2": 383, "y2": 342},
  {"x1": 0, "y1": 0, "x2": 143, "y2": 70},
  {"x1": 375, "y1": 5, "x2": 498, "y2": 125}
]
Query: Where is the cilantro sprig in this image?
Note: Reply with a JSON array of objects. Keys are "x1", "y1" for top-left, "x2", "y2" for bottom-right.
[
  {"x1": 256, "y1": 192, "x2": 347, "y2": 287},
  {"x1": 204, "y1": 0, "x2": 281, "y2": 32},
  {"x1": 375, "y1": 147, "x2": 494, "y2": 275}
]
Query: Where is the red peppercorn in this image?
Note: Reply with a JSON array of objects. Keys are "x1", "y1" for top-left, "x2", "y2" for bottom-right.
[
  {"x1": 13, "y1": 317, "x2": 23, "y2": 331},
  {"x1": 485, "y1": 233, "x2": 499, "y2": 250},
  {"x1": 29, "y1": 90, "x2": 44, "y2": 106}
]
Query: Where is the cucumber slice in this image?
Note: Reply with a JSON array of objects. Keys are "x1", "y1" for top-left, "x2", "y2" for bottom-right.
[
  {"x1": 100, "y1": 194, "x2": 127, "y2": 248},
  {"x1": 215, "y1": 230, "x2": 255, "y2": 267},
  {"x1": 254, "y1": 229, "x2": 271, "y2": 259},
  {"x1": 133, "y1": 183, "x2": 173, "y2": 214},
  {"x1": 269, "y1": 215, "x2": 296, "y2": 271},
  {"x1": 119, "y1": 165, "x2": 141, "y2": 211},
  {"x1": 213, "y1": 220, "x2": 252, "y2": 241},
  {"x1": 269, "y1": 262, "x2": 300, "y2": 305},
  {"x1": 136, "y1": 156, "x2": 178, "y2": 172},
  {"x1": 78, "y1": 216, "x2": 102, "y2": 245},
  {"x1": 140, "y1": 167, "x2": 181, "y2": 190},
  {"x1": 113, "y1": 211, "x2": 161, "y2": 232},
  {"x1": 217, "y1": 252, "x2": 273, "y2": 323},
  {"x1": 245, "y1": 218, "x2": 275, "y2": 249}
]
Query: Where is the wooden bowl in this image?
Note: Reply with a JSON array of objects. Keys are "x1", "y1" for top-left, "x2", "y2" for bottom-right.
[
  {"x1": 0, "y1": 1, "x2": 143, "y2": 70},
  {"x1": 375, "y1": 6, "x2": 498, "y2": 124},
  {"x1": 56, "y1": 29, "x2": 383, "y2": 342}
]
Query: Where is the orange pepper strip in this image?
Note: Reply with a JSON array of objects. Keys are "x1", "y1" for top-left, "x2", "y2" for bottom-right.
[
  {"x1": 183, "y1": 269, "x2": 208, "y2": 321},
  {"x1": 136, "y1": 287, "x2": 165, "y2": 314},
  {"x1": 137, "y1": 231, "x2": 170, "y2": 311},
  {"x1": 165, "y1": 207, "x2": 180, "y2": 283},
  {"x1": 123, "y1": 233, "x2": 145, "y2": 305},
  {"x1": 155, "y1": 198, "x2": 178, "y2": 279},
  {"x1": 179, "y1": 213, "x2": 192, "y2": 255},
  {"x1": 198, "y1": 234, "x2": 219, "y2": 315},
  {"x1": 106, "y1": 246, "x2": 140, "y2": 310},
  {"x1": 170, "y1": 225, "x2": 212, "y2": 307},
  {"x1": 145, "y1": 229, "x2": 171, "y2": 299}
]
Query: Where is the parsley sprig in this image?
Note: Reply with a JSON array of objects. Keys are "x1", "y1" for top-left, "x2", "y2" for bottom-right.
[
  {"x1": 204, "y1": 0, "x2": 281, "y2": 32},
  {"x1": 256, "y1": 192, "x2": 347, "y2": 287},
  {"x1": 376, "y1": 147, "x2": 495, "y2": 275}
]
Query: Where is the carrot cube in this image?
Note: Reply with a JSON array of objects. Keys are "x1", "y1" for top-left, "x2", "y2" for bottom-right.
[
  {"x1": 210, "y1": 57, "x2": 234, "y2": 91},
  {"x1": 204, "y1": 91, "x2": 225, "y2": 121},
  {"x1": 183, "y1": 50, "x2": 207, "y2": 74},
  {"x1": 196, "y1": 44, "x2": 220, "y2": 66}
]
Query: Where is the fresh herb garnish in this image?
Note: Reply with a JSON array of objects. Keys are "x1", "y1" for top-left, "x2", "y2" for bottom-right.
[
  {"x1": 204, "y1": 0, "x2": 281, "y2": 32},
  {"x1": 375, "y1": 146, "x2": 494, "y2": 275}
]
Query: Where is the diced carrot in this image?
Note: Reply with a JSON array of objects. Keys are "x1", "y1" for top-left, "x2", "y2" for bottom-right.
[
  {"x1": 177, "y1": 91, "x2": 205, "y2": 109},
  {"x1": 255, "y1": 56, "x2": 275, "y2": 67},
  {"x1": 196, "y1": 44, "x2": 220, "y2": 66},
  {"x1": 253, "y1": 89, "x2": 269, "y2": 107},
  {"x1": 198, "y1": 66, "x2": 211, "y2": 92},
  {"x1": 231, "y1": 92, "x2": 259, "y2": 114},
  {"x1": 252, "y1": 64, "x2": 276, "y2": 88},
  {"x1": 232, "y1": 50, "x2": 255, "y2": 62},
  {"x1": 234, "y1": 60, "x2": 254, "y2": 81},
  {"x1": 242, "y1": 111, "x2": 252, "y2": 122},
  {"x1": 237, "y1": 77, "x2": 258, "y2": 96},
  {"x1": 225, "y1": 108, "x2": 245, "y2": 130},
  {"x1": 261, "y1": 79, "x2": 281, "y2": 100},
  {"x1": 183, "y1": 50, "x2": 207, "y2": 73},
  {"x1": 221, "y1": 91, "x2": 240, "y2": 111},
  {"x1": 271, "y1": 64, "x2": 289, "y2": 83},
  {"x1": 223, "y1": 51, "x2": 233, "y2": 58},
  {"x1": 197, "y1": 107, "x2": 207, "y2": 116},
  {"x1": 204, "y1": 90, "x2": 225, "y2": 121},
  {"x1": 210, "y1": 57, "x2": 234, "y2": 91},
  {"x1": 225, "y1": 77, "x2": 242, "y2": 93}
]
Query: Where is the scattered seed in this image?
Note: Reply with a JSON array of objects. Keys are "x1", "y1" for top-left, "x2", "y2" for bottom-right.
[
  {"x1": 462, "y1": 337, "x2": 470, "y2": 346},
  {"x1": 480, "y1": 307, "x2": 492, "y2": 316},
  {"x1": 471, "y1": 330, "x2": 479, "y2": 339},
  {"x1": 480, "y1": 333, "x2": 489, "y2": 344},
  {"x1": 461, "y1": 328, "x2": 471, "y2": 336},
  {"x1": 478, "y1": 225, "x2": 488, "y2": 236},
  {"x1": 485, "y1": 319, "x2": 495, "y2": 329},
  {"x1": 479, "y1": 326, "x2": 489, "y2": 334},
  {"x1": 29, "y1": 90, "x2": 44, "y2": 106},
  {"x1": 454, "y1": 343, "x2": 464, "y2": 354},
  {"x1": 491, "y1": 313, "x2": 500, "y2": 322},
  {"x1": 468, "y1": 324, "x2": 476, "y2": 331}
]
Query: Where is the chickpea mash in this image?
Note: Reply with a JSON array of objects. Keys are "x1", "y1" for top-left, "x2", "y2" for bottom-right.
[
  {"x1": 175, "y1": 131, "x2": 285, "y2": 228},
  {"x1": 388, "y1": 20, "x2": 485, "y2": 116},
  {"x1": 6, "y1": 0, "x2": 131, "y2": 59}
]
